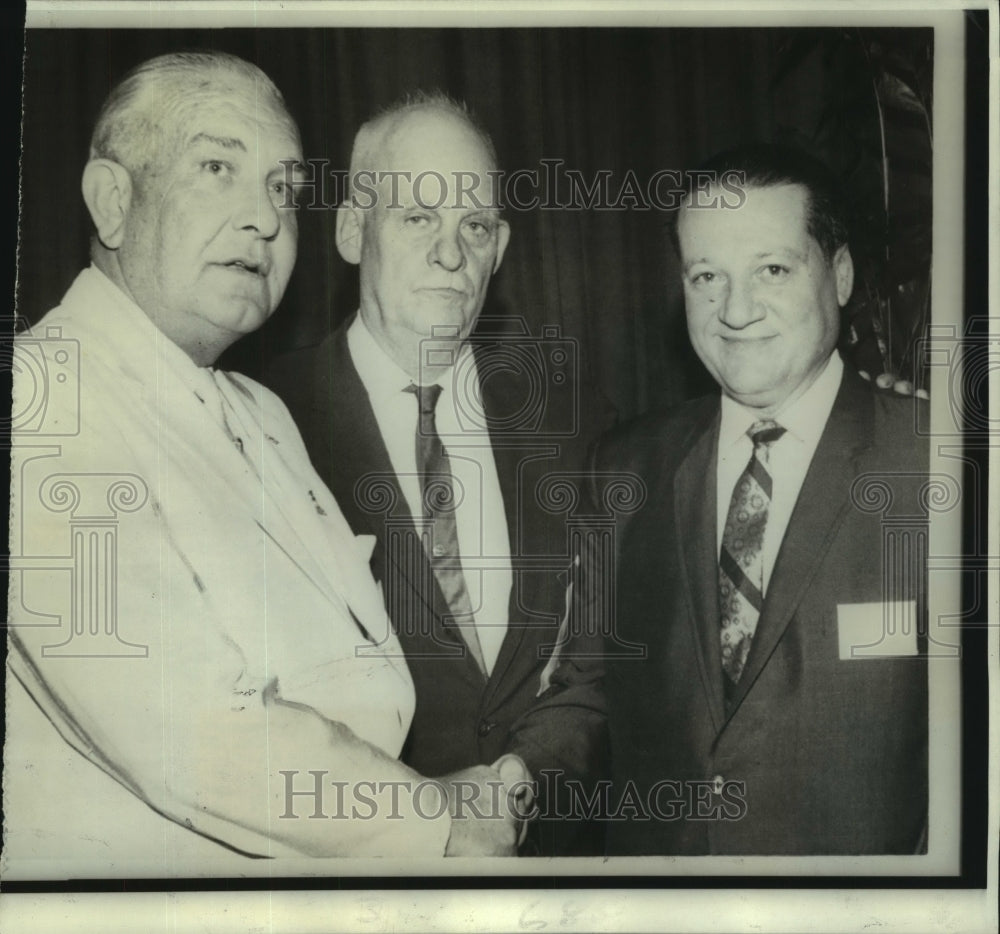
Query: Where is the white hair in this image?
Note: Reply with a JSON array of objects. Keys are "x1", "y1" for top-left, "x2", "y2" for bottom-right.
[
  {"x1": 90, "y1": 50, "x2": 297, "y2": 178},
  {"x1": 348, "y1": 90, "x2": 497, "y2": 199}
]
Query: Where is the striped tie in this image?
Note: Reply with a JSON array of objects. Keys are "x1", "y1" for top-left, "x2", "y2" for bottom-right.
[
  {"x1": 719, "y1": 419, "x2": 786, "y2": 689},
  {"x1": 406, "y1": 383, "x2": 487, "y2": 675}
]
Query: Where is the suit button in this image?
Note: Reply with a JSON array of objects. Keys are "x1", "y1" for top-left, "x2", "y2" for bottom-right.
[
  {"x1": 711, "y1": 774, "x2": 725, "y2": 794},
  {"x1": 478, "y1": 719, "x2": 495, "y2": 737}
]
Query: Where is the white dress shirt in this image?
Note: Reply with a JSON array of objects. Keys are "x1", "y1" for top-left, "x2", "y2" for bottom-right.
[
  {"x1": 348, "y1": 314, "x2": 512, "y2": 674},
  {"x1": 716, "y1": 351, "x2": 844, "y2": 595}
]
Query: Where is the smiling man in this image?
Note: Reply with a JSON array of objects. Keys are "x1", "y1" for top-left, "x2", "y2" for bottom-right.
[
  {"x1": 6, "y1": 54, "x2": 525, "y2": 875},
  {"x1": 594, "y1": 144, "x2": 929, "y2": 855}
]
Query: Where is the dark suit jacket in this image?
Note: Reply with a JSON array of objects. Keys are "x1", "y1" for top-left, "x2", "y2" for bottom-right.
[
  {"x1": 266, "y1": 318, "x2": 609, "y2": 851},
  {"x1": 594, "y1": 367, "x2": 928, "y2": 855}
]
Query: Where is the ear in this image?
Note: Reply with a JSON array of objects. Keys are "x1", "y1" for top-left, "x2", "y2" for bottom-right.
[
  {"x1": 81, "y1": 159, "x2": 133, "y2": 250},
  {"x1": 335, "y1": 203, "x2": 363, "y2": 265},
  {"x1": 833, "y1": 243, "x2": 854, "y2": 307},
  {"x1": 492, "y1": 219, "x2": 511, "y2": 274}
]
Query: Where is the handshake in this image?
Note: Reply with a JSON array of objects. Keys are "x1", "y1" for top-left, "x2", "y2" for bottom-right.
[{"x1": 440, "y1": 754, "x2": 536, "y2": 856}]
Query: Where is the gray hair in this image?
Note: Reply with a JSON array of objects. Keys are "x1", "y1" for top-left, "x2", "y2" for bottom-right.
[
  {"x1": 90, "y1": 51, "x2": 297, "y2": 179},
  {"x1": 348, "y1": 90, "x2": 497, "y2": 200}
]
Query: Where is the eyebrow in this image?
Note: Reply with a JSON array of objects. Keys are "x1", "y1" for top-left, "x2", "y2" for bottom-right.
[
  {"x1": 405, "y1": 203, "x2": 503, "y2": 218},
  {"x1": 683, "y1": 248, "x2": 807, "y2": 272},
  {"x1": 754, "y1": 248, "x2": 807, "y2": 262},
  {"x1": 188, "y1": 133, "x2": 247, "y2": 152}
]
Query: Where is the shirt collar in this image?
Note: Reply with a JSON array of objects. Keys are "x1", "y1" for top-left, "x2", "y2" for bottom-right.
[
  {"x1": 347, "y1": 312, "x2": 477, "y2": 402},
  {"x1": 348, "y1": 313, "x2": 414, "y2": 401},
  {"x1": 719, "y1": 351, "x2": 844, "y2": 449}
]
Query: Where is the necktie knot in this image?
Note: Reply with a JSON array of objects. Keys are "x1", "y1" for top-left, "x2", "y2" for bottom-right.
[
  {"x1": 407, "y1": 382, "x2": 442, "y2": 417},
  {"x1": 749, "y1": 419, "x2": 785, "y2": 449}
]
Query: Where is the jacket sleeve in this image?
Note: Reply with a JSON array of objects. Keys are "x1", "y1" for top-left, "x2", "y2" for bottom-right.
[
  {"x1": 503, "y1": 433, "x2": 615, "y2": 796},
  {"x1": 503, "y1": 524, "x2": 609, "y2": 790},
  {"x1": 505, "y1": 423, "x2": 655, "y2": 799}
]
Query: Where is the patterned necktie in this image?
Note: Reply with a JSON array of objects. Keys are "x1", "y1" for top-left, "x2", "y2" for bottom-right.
[
  {"x1": 406, "y1": 383, "x2": 486, "y2": 674},
  {"x1": 719, "y1": 418, "x2": 786, "y2": 690}
]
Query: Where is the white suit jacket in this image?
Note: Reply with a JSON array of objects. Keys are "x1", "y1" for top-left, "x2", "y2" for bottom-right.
[{"x1": 5, "y1": 268, "x2": 451, "y2": 878}]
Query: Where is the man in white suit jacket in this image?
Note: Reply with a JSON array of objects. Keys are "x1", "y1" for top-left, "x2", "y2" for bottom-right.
[{"x1": 5, "y1": 51, "x2": 521, "y2": 878}]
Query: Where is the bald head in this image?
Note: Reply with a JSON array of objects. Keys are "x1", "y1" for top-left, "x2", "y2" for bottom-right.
[
  {"x1": 348, "y1": 92, "x2": 497, "y2": 201},
  {"x1": 336, "y1": 94, "x2": 509, "y2": 379}
]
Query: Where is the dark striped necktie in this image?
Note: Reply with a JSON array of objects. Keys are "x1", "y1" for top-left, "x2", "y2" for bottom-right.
[
  {"x1": 406, "y1": 383, "x2": 486, "y2": 675},
  {"x1": 719, "y1": 419, "x2": 786, "y2": 691}
]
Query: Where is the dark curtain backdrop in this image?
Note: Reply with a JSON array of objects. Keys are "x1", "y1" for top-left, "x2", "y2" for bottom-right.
[{"x1": 17, "y1": 27, "x2": 931, "y2": 421}]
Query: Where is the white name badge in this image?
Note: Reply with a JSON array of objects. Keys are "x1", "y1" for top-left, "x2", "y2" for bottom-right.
[{"x1": 837, "y1": 601, "x2": 919, "y2": 660}]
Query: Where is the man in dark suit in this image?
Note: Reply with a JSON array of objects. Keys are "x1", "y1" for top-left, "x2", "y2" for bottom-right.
[
  {"x1": 266, "y1": 94, "x2": 606, "y2": 854},
  {"x1": 597, "y1": 145, "x2": 928, "y2": 855}
]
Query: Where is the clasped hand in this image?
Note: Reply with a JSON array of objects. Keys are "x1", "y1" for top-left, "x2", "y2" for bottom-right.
[{"x1": 440, "y1": 754, "x2": 535, "y2": 856}]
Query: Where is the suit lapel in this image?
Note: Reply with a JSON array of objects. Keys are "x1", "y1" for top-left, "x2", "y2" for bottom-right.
[
  {"x1": 322, "y1": 326, "x2": 406, "y2": 538},
  {"x1": 725, "y1": 369, "x2": 875, "y2": 715},
  {"x1": 673, "y1": 402, "x2": 727, "y2": 732},
  {"x1": 322, "y1": 326, "x2": 473, "y2": 666}
]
